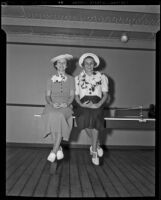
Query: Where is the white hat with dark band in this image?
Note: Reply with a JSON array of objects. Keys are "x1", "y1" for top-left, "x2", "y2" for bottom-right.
[
  {"x1": 79, "y1": 53, "x2": 100, "y2": 68},
  {"x1": 50, "y1": 54, "x2": 73, "y2": 64}
]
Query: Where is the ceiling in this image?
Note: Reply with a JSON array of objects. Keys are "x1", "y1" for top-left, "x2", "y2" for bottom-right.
[
  {"x1": 48, "y1": 5, "x2": 160, "y2": 13},
  {"x1": 1, "y1": 5, "x2": 160, "y2": 48}
]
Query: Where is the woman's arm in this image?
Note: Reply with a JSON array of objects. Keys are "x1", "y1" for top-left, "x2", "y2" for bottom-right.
[
  {"x1": 45, "y1": 79, "x2": 53, "y2": 105},
  {"x1": 45, "y1": 90, "x2": 53, "y2": 105},
  {"x1": 75, "y1": 95, "x2": 82, "y2": 106},
  {"x1": 45, "y1": 90, "x2": 59, "y2": 107},
  {"x1": 46, "y1": 94, "x2": 61, "y2": 108},
  {"x1": 97, "y1": 92, "x2": 108, "y2": 107},
  {"x1": 66, "y1": 77, "x2": 75, "y2": 107},
  {"x1": 45, "y1": 95, "x2": 52, "y2": 104},
  {"x1": 67, "y1": 90, "x2": 75, "y2": 106}
]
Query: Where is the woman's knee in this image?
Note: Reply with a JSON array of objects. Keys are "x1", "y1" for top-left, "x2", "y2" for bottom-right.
[{"x1": 56, "y1": 112, "x2": 66, "y2": 119}]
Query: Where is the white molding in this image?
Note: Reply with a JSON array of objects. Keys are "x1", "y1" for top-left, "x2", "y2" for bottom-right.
[{"x1": 5, "y1": 34, "x2": 155, "y2": 50}]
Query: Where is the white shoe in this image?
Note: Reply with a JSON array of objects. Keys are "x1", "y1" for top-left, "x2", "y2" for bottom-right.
[
  {"x1": 47, "y1": 150, "x2": 56, "y2": 162},
  {"x1": 90, "y1": 145, "x2": 104, "y2": 157},
  {"x1": 92, "y1": 151, "x2": 99, "y2": 165},
  {"x1": 90, "y1": 146, "x2": 93, "y2": 155},
  {"x1": 97, "y1": 145, "x2": 104, "y2": 157},
  {"x1": 56, "y1": 146, "x2": 64, "y2": 160}
]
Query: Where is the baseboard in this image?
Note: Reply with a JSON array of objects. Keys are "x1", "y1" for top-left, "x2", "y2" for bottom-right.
[{"x1": 6, "y1": 142, "x2": 155, "y2": 150}]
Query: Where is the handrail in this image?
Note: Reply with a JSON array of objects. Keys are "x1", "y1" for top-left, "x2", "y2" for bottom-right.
[
  {"x1": 6, "y1": 103, "x2": 150, "y2": 110},
  {"x1": 34, "y1": 114, "x2": 155, "y2": 123}
]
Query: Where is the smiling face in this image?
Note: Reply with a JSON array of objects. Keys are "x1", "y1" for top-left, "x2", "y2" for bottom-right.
[
  {"x1": 55, "y1": 58, "x2": 67, "y2": 73},
  {"x1": 83, "y1": 56, "x2": 96, "y2": 74}
]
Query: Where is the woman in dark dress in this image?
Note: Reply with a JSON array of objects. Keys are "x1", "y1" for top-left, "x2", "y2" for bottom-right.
[{"x1": 74, "y1": 53, "x2": 109, "y2": 165}]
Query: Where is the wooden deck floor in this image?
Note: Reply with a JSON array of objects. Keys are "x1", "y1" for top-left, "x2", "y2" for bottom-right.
[{"x1": 6, "y1": 147, "x2": 155, "y2": 197}]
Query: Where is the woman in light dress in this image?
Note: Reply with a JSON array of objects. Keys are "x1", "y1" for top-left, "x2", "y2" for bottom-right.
[{"x1": 42, "y1": 54, "x2": 75, "y2": 163}]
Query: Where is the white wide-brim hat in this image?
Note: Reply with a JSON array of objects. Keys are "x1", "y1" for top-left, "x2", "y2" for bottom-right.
[
  {"x1": 50, "y1": 54, "x2": 73, "y2": 64},
  {"x1": 79, "y1": 53, "x2": 100, "y2": 68}
]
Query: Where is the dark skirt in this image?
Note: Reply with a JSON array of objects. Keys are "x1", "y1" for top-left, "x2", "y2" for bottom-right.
[{"x1": 74, "y1": 96, "x2": 104, "y2": 131}]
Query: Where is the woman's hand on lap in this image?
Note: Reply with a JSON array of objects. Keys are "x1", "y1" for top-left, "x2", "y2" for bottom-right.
[
  {"x1": 53, "y1": 103, "x2": 61, "y2": 108},
  {"x1": 90, "y1": 102, "x2": 101, "y2": 109},
  {"x1": 81, "y1": 101, "x2": 92, "y2": 108},
  {"x1": 60, "y1": 103, "x2": 68, "y2": 108}
]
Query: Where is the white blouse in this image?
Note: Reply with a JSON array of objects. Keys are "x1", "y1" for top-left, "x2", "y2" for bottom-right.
[{"x1": 75, "y1": 70, "x2": 109, "y2": 99}]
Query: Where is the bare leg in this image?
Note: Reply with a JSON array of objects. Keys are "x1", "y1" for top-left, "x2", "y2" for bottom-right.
[
  {"x1": 91, "y1": 129, "x2": 99, "y2": 152},
  {"x1": 97, "y1": 139, "x2": 100, "y2": 147},
  {"x1": 90, "y1": 129, "x2": 100, "y2": 165},
  {"x1": 52, "y1": 132, "x2": 62, "y2": 154},
  {"x1": 50, "y1": 132, "x2": 55, "y2": 148},
  {"x1": 86, "y1": 129, "x2": 100, "y2": 152},
  {"x1": 50, "y1": 133, "x2": 59, "y2": 174}
]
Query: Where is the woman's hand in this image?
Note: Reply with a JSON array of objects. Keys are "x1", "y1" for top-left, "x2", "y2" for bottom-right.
[
  {"x1": 60, "y1": 103, "x2": 68, "y2": 108},
  {"x1": 81, "y1": 101, "x2": 92, "y2": 108},
  {"x1": 53, "y1": 103, "x2": 61, "y2": 108},
  {"x1": 89, "y1": 102, "x2": 101, "y2": 109},
  {"x1": 53, "y1": 102, "x2": 68, "y2": 108}
]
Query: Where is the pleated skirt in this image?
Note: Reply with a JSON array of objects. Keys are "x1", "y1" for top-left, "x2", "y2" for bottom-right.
[{"x1": 74, "y1": 96, "x2": 104, "y2": 131}]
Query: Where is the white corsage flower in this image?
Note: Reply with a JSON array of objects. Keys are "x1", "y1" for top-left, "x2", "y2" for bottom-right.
[
  {"x1": 91, "y1": 78, "x2": 96, "y2": 85},
  {"x1": 51, "y1": 74, "x2": 67, "y2": 83}
]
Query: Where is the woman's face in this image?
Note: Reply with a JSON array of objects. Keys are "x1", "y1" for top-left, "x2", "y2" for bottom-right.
[
  {"x1": 55, "y1": 58, "x2": 67, "y2": 73},
  {"x1": 83, "y1": 57, "x2": 95, "y2": 73}
]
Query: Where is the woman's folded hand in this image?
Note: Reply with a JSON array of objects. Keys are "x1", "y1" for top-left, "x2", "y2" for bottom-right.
[
  {"x1": 60, "y1": 103, "x2": 68, "y2": 108},
  {"x1": 88, "y1": 102, "x2": 101, "y2": 109},
  {"x1": 53, "y1": 103, "x2": 61, "y2": 108},
  {"x1": 53, "y1": 102, "x2": 68, "y2": 108},
  {"x1": 81, "y1": 101, "x2": 92, "y2": 108}
]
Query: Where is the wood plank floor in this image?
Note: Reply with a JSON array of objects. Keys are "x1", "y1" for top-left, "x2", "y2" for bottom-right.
[{"x1": 6, "y1": 147, "x2": 155, "y2": 197}]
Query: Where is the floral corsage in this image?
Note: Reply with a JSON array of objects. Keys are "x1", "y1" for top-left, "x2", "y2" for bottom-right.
[{"x1": 51, "y1": 73, "x2": 67, "y2": 83}]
